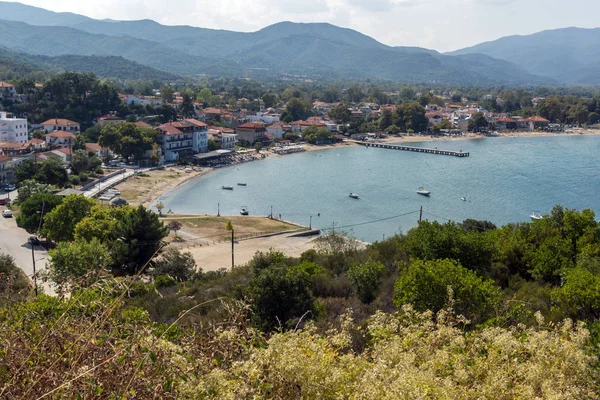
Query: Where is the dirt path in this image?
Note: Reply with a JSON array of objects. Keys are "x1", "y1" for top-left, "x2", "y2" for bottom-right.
[{"x1": 184, "y1": 234, "x2": 319, "y2": 271}]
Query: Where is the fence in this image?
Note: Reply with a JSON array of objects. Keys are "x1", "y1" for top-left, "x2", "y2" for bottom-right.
[{"x1": 81, "y1": 169, "x2": 126, "y2": 191}]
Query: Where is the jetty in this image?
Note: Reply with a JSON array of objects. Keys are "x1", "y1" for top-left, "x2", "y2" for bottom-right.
[{"x1": 354, "y1": 141, "x2": 469, "y2": 157}]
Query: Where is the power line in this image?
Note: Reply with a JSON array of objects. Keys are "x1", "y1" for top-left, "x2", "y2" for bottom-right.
[{"x1": 320, "y1": 210, "x2": 421, "y2": 231}]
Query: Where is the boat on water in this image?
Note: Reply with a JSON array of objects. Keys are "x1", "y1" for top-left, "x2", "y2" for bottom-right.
[
  {"x1": 237, "y1": 183, "x2": 247, "y2": 186},
  {"x1": 417, "y1": 187, "x2": 431, "y2": 197},
  {"x1": 530, "y1": 211, "x2": 543, "y2": 221},
  {"x1": 222, "y1": 186, "x2": 234, "y2": 190},
  {"x1": 461, "y1": 197, "x2": 467, "y2": 202},
  {"x1": 240, "y1": 206, "x2": 249, "y2": 216},
  {"x1": 349, "y1": 193, "x2": 360, "y2": 199}
]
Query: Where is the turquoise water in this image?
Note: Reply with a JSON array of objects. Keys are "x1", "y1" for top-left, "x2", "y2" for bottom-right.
[{"x1": 157, "y1": 135, "x2": 600, "y2": 242}]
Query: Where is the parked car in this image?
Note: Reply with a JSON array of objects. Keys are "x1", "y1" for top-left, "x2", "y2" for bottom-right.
[
  {"x1": 2, "y1": 209, "x2": 13, "y2": 218},
  {"x1": 5, "y1": 184, "x2": 15, "y2": 191},
  {"x1": 0, "y1": 198, "x2": 10, "y2": 206}
]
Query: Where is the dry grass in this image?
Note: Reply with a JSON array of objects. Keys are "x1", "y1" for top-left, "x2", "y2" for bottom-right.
[
  {"x1": 161, "y1": 215, "x2": 300, "y2": 242},
  {"x1": 113, "y1": 168, "x2": 206, "y2": 206}
]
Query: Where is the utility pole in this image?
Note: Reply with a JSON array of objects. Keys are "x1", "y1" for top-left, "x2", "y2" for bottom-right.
[
  {"x1": 270, "y1": 205, "x2": 273, "y2": 219},
  {"x1": 217, "y1": 202, "x2": 220, "y2": 217},
  {"x1": 419, "y1": 206, "x2": 423, "y2": 222},
  {"x1": 309, "y1": 215, "x2": 312, "y2": 229},
  {"x1": 31, "y1": 245, "x2": 37, "y2": 296},
  {"x1": 231, "y1": 229, "x2": 235, "y2": 269},
  {"x1": 332, "y1": 221, "x2": 337, "y2": 235}
]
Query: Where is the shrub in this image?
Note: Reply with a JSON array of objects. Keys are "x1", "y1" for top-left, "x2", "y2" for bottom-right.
[
  {"x1": 69, "y1": 175, "x2": 81, "y2": 186},
  {"x1": 155, "y1": 274, "x2": 177, "y2": 288}
]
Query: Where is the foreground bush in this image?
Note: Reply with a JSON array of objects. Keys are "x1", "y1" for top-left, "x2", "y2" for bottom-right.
[{"x1": 0, "y1": 284, "x2": 597, "y2": 399}]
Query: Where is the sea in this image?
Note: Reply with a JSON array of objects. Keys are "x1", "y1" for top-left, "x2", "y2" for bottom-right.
[{"x1": 155, "y1": 135, "x2": 600, "y2": 243}]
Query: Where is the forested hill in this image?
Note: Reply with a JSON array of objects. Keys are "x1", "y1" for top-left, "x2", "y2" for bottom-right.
[
  {"x1": 0, "y1": 47, "x2": 180, "y2": 81},
  {"x1": 449, "y1": 27, "x2": 600, "y2": 85},
  {"x1": 0, "y1": 2, "x2": 555, "y2": 85}
]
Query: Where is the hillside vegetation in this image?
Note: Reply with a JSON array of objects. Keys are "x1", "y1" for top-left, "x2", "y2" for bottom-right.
[{"x1": 1, "y1": 204, "x2": 600, "y2": 397}]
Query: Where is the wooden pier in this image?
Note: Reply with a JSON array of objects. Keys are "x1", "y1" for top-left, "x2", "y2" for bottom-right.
[{"x1": 355, "y1": 141, "x2": 469, "y2": 157}]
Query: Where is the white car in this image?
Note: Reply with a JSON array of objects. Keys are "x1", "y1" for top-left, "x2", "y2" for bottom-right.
[{"x1": 2, "y1": 209, "x2": 13, "y2": 218}]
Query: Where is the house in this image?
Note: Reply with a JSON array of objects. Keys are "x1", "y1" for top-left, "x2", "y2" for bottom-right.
[
  {"x1": 41, "y1": 118, "x2": 80, "y2": 134},
  {"x1": 0, "y1": 142, "x2": 28, "y2": 156},
  {"x1": 97, "y1": 114, "x2": 125, "y2": 127},
  {"x1": 124, "y1": 95, "x2": 162, "y2": 107},
  {"x1": 266, "y1": 123, "x2": 285, "y2": 139},
  {"x1": 0, "y1": 156, "x2": 13, "y2": 184},
  {"x1": 198, "y1": 108, "x2": 223, "y2": 121},
  {"x1": 247, "y1": 111, "x2": 281, "y2": 125},
  {"x1": 134, "y1": 121, "x2": 152, "y2": 128},
  {"x1": 426, "y1": 112, "x2": 444, "y2": 125},
  {"x1": 235, "y1": 122, "x2": 267, "y2": 143},
  {"x1": 45, "y1": 130, "x2": 76, "y2": 148},
  {"x1": 527, "y1": 116, "x2": 550, "y2": 130},
  {"x1": 36, "y1": 148, "x2": 72, "y2": 164},
  {"x1": 85, "y1": 143, "x2": 112, "y2": 158},
  {"x1": 495, "y1": 117, "x2": 517, "y2": 130},
  {"x1": 0, "y1": 112, "x2": 28, "y2": 144},
  {"x1": 0, "y1": 82, "x2": 17, "y2": 104},
  {"x1": 290, "y1": 120, "x2": 327, "y2": 134},
  {"x1": 184, "y1": 118, "x2": 209, "y2": 153}
]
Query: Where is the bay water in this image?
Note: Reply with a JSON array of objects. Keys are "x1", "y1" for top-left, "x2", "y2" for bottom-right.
[{"x1": 156, "y1": 135, "x2": 600, "y2": 242}]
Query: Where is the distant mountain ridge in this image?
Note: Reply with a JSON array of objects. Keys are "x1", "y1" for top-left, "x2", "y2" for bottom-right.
[
  {"x1": 0, "y1": 1, "x2": 559, "y2": 85},
  {"x1": 448, "y1": 27, "x2": 600, "y2": 85}
]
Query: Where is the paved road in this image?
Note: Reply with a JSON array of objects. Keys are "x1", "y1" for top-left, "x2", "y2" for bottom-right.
[
  {"x1": 83, "y1": 169, "x2": 136, "y2": 198},
  {"x1": 0, "y1": 205, "x2": 54, "y2": 295}
]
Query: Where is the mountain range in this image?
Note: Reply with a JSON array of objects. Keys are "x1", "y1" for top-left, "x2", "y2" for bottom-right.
[{"x1": 0, "y1": 1, "x2": 597, "y2": 85}]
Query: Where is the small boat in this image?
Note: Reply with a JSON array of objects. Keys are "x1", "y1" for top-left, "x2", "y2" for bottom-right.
[
  {"x1": 349, "y1": 193, "x2": 360, "y2": 199},
  {"x1": 530, "y1": 211, "x2": 543, "y2": 221},
  {"x1": 221, "y1": 186, "x2": 234, "y2": 190},
  {"x1": 237, "y1": 183, "x2": 247, "y2": 186},
  {"x1": 461, "y1": 197, "x2": 467, "y2": 202},
  {"x1": 417, "y1": 187, "x2": 431, "y2": 197},
  {"x1": 240, "y1": 206, "x2": 249, "y2": 216}
]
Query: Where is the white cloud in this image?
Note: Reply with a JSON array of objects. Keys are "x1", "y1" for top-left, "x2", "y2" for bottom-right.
[{"x1": 15, "y1": 0, "x2": 600, "y2": 51}]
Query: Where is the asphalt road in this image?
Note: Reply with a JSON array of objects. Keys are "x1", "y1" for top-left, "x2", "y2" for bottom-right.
[{"x1": 0, "y1": 202, "x2": 54, "y2": 295}]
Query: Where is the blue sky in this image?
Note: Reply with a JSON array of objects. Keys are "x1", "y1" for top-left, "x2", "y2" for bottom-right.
[{"x1": 15, "y1": 0, "x2": 600, "y2": 52}]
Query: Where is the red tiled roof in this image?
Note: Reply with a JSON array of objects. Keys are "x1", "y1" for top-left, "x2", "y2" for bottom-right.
[
  {"x1": 184, "y1": 118, "x2": 207, "y2": 128},
  {"x1": 497, "y1": 117, "x2": 517, "y2": 123},
  {"x1": 0, "y1": 142, "x2": 25, "y2": 149},
  {"x1": 55, "y1": 147, "x2": 72, "y2": 155},
  {"x1": 237, "y1": 122, "x2": 265, "y2": 130},
  {"x1": 0, "y1": 82, "x2": 14, "y2": 88},
  {"x1": 157, "y1": 123, "x2": 183, "y2": 135},
  {"x1": 85, "y1": 143, "x2": 102, "y2": 151},
  {"x1": 134, "y1": 121, "x2": 151, "y2": 128},
  {"x1": 41, "y1": 118, "x2": 79, "y2": 127},
  {"x1": 28, "y1": 139, "x2": 45, "y2": 144},
  {"x1": 202, "y1": 108, "x2": 222, "y2": 114},
  {"x1": 46, "y1": 131, "x2": 76, "y2": 139},
  {"x1": 527, "y1": 116, "x2": 549, "y2": 123}
]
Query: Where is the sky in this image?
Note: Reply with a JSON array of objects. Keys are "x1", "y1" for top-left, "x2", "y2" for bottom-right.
[{"x1": 14, "y1": 0, "x2": 600, "y2": 52}]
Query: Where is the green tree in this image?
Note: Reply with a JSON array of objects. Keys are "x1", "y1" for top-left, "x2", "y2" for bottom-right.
[
  {"x1": 0, "y1": 253, "x2": 30, "y2": 296},
  {"x1": 301, "y1": 126, "x2": 332, "y2": 144},
  {"x1": 346, "y1": 86, "x2": 364, "y2": 103},
  {"x1": 16, "y1": 193, "x2": 62, "y2": 234},
  {"x1": 262, "y1": 93, "x2": 277, "y2": 108},
  {"x1": 42, "y1": 195, "x2": 95, "y2": 242},
  {"x1": 156, "y1": 202, "x2": 164, "y2": 216},
  {"x1": 394, "y1": 102, "x2": 427, "y2": 133},
  {"x1": 553, "y1": 266, "x2": 600, "y2": 319},
  {"x1": 82, "y1": 124, "x2": 103, "y2": 143},
  {"x1": 207, "y1": 139, "x2": 220, "y2": 151},
  {"x1": 99, "y1": 123, "x2": 157, "y2": 160},
  {"x1": 34, "y1": 158, "x2": 68, "y2": 187},
  {"x1": 378, "y1": 108, "x2": 393, "y2": 131},
  {"x1": 347, "y1": 261, "x2": 385, "y2": 303},
  {"x1": 72, "y1": 135, "x2": 86, "y2": 151},
  {"x1": 394, "y1": 259, "x2": 501, "y2": 324},
  {"x1": 160, "y1": 85, "x2": 174, "y2": 103},
  {"x1": 468, "y1": 112, "x2": 488, "y2": 132},
  {"x1": 328, "y1": 103, "x2": 351, "y2": 123},
  {"x1": 73, "y1": 205, "x2": 123, "y2": 243},
  {"x1": 248, "y1": 265, "x2": 317, "y2": 331},
  {"x1": 150, "y1": 248, "x2": 197, "y2": 282},
  {"x1": 225, "y1": 220, "x2": 233, "y2": 231},
  {"x1": 167, "y1": 220, "x2": 182, "y2": 236},
  {"x1": 48, "y1": 238, "x2": 111, "y2": 290},
  {"x1": 70, "y1": 150, "x2": 90, "y2": 175},
  {"x1": 179, "y1": 93, "x2": 195, "y2": 117},
  {"x1": 31, "y1": 129, "x2": 45, "y2": 140},
  {"x1": 16, "y1": 180, "x2": 53, "y2": 203},
  {"x1": 14, "y1": 159, "x2": 39, "y2": 183},
  {"x1": 283, "y1": 98, "x2": 311, "y2": 122}
]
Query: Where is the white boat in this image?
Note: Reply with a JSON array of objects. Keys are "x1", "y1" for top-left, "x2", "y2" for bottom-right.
[
  {"x1": 349, "y1": 193, "x2": 360, "y2": 199},
  {"x1": 530, "y1": 211, "x2": 543, "y2": 221},
  {"x1": 240, "y1": 206, "x2": 249, "y2": 216},
  {"x1": 417, "y1": 187, "x2": 431, "y2": 197},
  {"x1": 222, "y1": 186, "x2": 234, "y2": 190},
  {"x1": 461, "y1": 197, "x2": 467, "y2": 202}
]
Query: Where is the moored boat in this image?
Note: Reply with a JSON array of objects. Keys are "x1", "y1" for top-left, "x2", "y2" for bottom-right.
[
  {"x1": 222, "y1": 186, "x2": 234, "y2": 190},
  {"x1": 240, "y1": 206, "x2": 249, "y2": 215},
  {"x1": 349, "y1": 193, "x2": 360, "y2": 199},
  {"x1": 237, "y1": 183, "x2": 247, "y2": 186},
  {"x1": 417, "y1": 187, "x2": 431, "y2": 196},
  {"x1": 530, "y1": 211, "x2": 543, "y2": 220},
  {"x1": 461, "y1": 197, "x2": 467, "y2": 202}
]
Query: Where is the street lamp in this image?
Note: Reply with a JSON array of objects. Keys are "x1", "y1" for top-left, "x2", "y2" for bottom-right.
[{"x1": 309, "y1": 215, "x2": 312, "y2": 229}]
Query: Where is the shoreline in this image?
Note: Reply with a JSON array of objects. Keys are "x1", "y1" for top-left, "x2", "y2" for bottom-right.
[{"x1": 151, "y1": 130, "x2": 600, "y2": 208}]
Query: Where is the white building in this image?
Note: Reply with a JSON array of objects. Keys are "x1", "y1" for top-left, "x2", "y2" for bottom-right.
[
  {"x1": 247, "y1": 112, "x2": 281, "y2": 125},
  {"x1": 41, "y1": 118, "x2": 80, "y2": 134},
  {"x1": 156, "y1": 119, "x2": 209, "y2": 162},
  {"x1": 124, "y1": 95, "x2": 163, "y2": 107},
  {"x1": 185, "y1": 118, "x2": 209, "y2": 154},
  {"x1": 0, "y1": 112, "x2": 28, "y2": 144}
]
